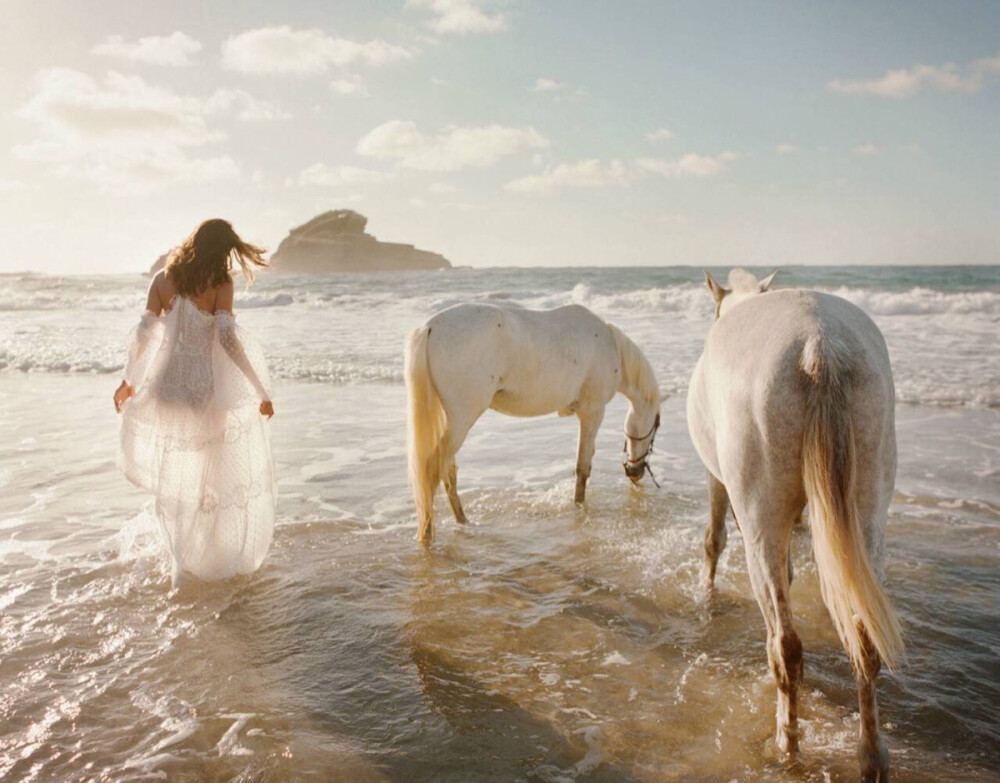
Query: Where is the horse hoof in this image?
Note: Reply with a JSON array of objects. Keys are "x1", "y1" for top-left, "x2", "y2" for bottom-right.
[
  {"x1": 860, "y1": 761, "x2": 889, "y2": 783},
  {"x1": 775, "y1": 728, "x2": 798, "y2": 756},
  {"x1": 416, "y1": 524, "x2": 434, "y2": 543},
  {"x1": 859, "y1": 738, "x2": 889, "y2": 782}
]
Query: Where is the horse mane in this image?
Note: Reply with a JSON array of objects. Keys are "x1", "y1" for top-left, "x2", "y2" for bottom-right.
[
  {"x1": 607, "y1": 322, "x2": 659, "y2": 405},
  {"x1": 727, "y1": 267, "x2": 760, "y2": 292}
]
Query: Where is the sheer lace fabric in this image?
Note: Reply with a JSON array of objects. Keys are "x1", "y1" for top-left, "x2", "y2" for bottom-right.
[{"x1": 118, "y1": 298, "x2": 275, "y2": 583}]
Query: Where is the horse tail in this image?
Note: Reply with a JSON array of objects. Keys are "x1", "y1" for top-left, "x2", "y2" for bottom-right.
[
  {"x1": 800, "y1": 334, "x2": 904, "y2": 672},
  {"x1": 405, "y1": 325, "x2": 449, "y2": 541},
  {"x1": 606, "y1": 322, "x2": 660, "y2": 405}
]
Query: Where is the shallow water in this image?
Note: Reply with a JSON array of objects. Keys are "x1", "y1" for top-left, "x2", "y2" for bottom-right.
[{"x1": 1, "y1": 267, "x2": 998, "y2": 781}]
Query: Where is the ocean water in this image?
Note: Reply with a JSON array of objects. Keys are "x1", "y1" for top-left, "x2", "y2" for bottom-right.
[{"x1": 0, "y1": 266, "x2": 997, "y2": 781}]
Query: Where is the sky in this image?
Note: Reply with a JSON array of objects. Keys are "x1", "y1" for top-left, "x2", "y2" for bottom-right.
[{"x1": 0, "y1": 0, "x2": 997, "y2": 273}]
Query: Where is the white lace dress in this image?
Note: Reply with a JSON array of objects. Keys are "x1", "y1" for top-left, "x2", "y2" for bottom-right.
[{"x1": 118, "y1": 297, "x2": 276, "y2": 585}]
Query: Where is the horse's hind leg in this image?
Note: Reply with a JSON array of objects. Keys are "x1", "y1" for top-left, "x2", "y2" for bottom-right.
[
  {"x1": 438, "y1": 404, "x2": 484, "y2": 526},
  {"x1": 739, "y1": 504, "x2": 803, "y2": 755},
  {"x1": 444, "y1": 459, "x2": 468, "y2": 525},
  {"x1": 574, "y1": 407, "x2": 605, "y2": 504},
  {"x1": 857, "y1": 629, "x2": 889, "y2": 782},
  {"x1": 853, "y1": 483, "x2": 893, "y2": 781},
  {"x1": 703, "y1": 472, "x2": 729, "y2": 588}
]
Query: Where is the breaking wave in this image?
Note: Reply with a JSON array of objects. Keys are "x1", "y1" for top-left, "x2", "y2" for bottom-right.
[{"x1": 1, "y1": 270, "x2": 996, "y2": 407}]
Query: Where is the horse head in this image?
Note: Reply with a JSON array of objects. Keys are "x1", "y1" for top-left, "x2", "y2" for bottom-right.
[
  {"x1": 704, "y1": 268, "x2": 779, "y2": 321},
  {"x1": 622, "y1": 409, "x2": 660, "y2": 483},
  {"x1": 608, "y1": 322, "x2": 662, "y2": 486}
]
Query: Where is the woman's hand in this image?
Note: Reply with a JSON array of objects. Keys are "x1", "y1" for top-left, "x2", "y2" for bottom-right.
[
  {"x1": 260, "y1": 401, "x2": 274, "y2": 419},
  {"x1": 114, "y1": 381, "x2": 134, "y2": 413}
]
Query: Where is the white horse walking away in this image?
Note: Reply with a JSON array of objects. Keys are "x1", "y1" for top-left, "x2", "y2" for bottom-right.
[
  {"x1": 687, "y1": 269, "x2": 904, "y2": 782},
  {"x1": 406, "y1": 303, "x2": 660, "y2": 541}
]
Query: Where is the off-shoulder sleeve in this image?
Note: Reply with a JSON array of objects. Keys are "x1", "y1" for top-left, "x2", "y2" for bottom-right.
[
  {"x1": 215, "y1": 311, "x2": 272, "y2": 401},
  {"x1": 124, "y1": 310, "x2": 160, "y2": 387}
]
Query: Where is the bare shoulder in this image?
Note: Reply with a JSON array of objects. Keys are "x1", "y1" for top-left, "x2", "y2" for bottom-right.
[
  {"x1": 214, "y1": 278, "x2": 235, "y2": 313},
  {"x1": 155, "y1": 269, "x2": 177, "y2": 299},
  {"x1": 145, "y1": 270, "x2": 173, "y2": 313}
]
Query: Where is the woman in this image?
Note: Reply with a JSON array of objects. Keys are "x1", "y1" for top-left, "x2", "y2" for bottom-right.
[{"x1": 114, "y1": 219, "x2": 276, "y2": 587}]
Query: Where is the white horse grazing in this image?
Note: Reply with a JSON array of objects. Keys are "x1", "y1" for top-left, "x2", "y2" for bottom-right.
[
  {"x1": 687, "y1": 269, "x2": 904, "y2": 782},
  {"x1": 406, "y1": 303, "x2": 660, "y2": 541}
]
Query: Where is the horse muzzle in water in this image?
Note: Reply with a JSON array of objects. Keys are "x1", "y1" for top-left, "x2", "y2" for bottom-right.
[
  {"x1": 623, "y1": 456, "x2": 646, "y2": 481},
  {"x1": 622, "y1": 413, "x2": 661, "y2": 485}
]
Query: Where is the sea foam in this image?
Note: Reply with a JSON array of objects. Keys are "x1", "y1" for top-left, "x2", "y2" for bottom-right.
[{"x1": 1, "y1": 270, "x2": 996, "y2": 407}]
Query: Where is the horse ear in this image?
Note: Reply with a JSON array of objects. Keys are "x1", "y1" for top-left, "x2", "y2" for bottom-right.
[
  {"x1": 759, "y1": 269, "x2": 779, "y2": 292},
  {"x1": 704, "y1": 271, "x2": 729, "y2": 303}
]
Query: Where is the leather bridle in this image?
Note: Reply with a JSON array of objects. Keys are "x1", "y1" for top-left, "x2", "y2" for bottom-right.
[{"x1": 622, "y1": 412, "x2": 661, "y2": 487}]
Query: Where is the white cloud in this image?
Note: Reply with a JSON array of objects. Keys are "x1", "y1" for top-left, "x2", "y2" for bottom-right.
[
  {"x1": 646, "y1": 127, "x2": 674, "y2": 143},
  {"x1": 429, "y1": 182, "x2": 458, "y2": 194},
  {"x1": 92, "y1": 31, "x2": 202, "y2": 67},
  {"x1": 406, "y1": 0, "x2": 507, "y2": 35},
  {"x1": 533, "y1": 77, "x2": 563, "y2": 92},
  {"x1": 0, "y1": 178, "x2": 27, "y2": 193},
  {"x1": 357, "y1": 120, "x2": 548, "y2": 171},
  {"x1": 533, "y1": 78, "x2": 586, "y2": 102},
  {"x1": 204, "y1": 89, "x2": 291, "y2": 121},
  {"x1": 776, "y1": 143, "x2": 797, "y2": 154},
  {"x1": 505, "y1": 159, "x2": 630, "y2": 193},
  {"x1": 292, "y1": 163, "x2": 394, "y2": 186},
  {"x1": 636, "y1": 151, "x2": 740, "y2": 178},
  {"x1": 829, "y1": 52, "x2": 1000, "y2": 97},
  {"x1": 506, "y1": 151, "x2": 743, "y2": 192},
  {"x1": 14, "y1": 69, "x2": 245, "y2": 189},
  {"x1": 221, "y1": 26, "x2": 412, "y2": 76},
  {"x1": 851, "y1": 144, "x2": 879, "y2": 156},
  {"x1": 330, "y1": 76, "x2": 369, "y2": 96},
  {"x1": 18, "y1": 69, "x2": 217, "y2": 145}
]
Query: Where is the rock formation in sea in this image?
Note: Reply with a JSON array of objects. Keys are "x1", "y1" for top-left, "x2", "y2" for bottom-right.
[
  {"x1": 269, "y1": 210, "x2": 450, "y2": 273},
  {"x1": 148, "y1": 210, "x2": 451, "y2": 274},
  {"x1": 149, "y1": 251, "x2": 171, "y2": 276}
]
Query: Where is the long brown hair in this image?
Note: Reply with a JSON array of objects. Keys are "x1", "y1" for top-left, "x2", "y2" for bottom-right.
[{"x1": 166, "y1": 219, "x2": 267, "y2": 296}]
